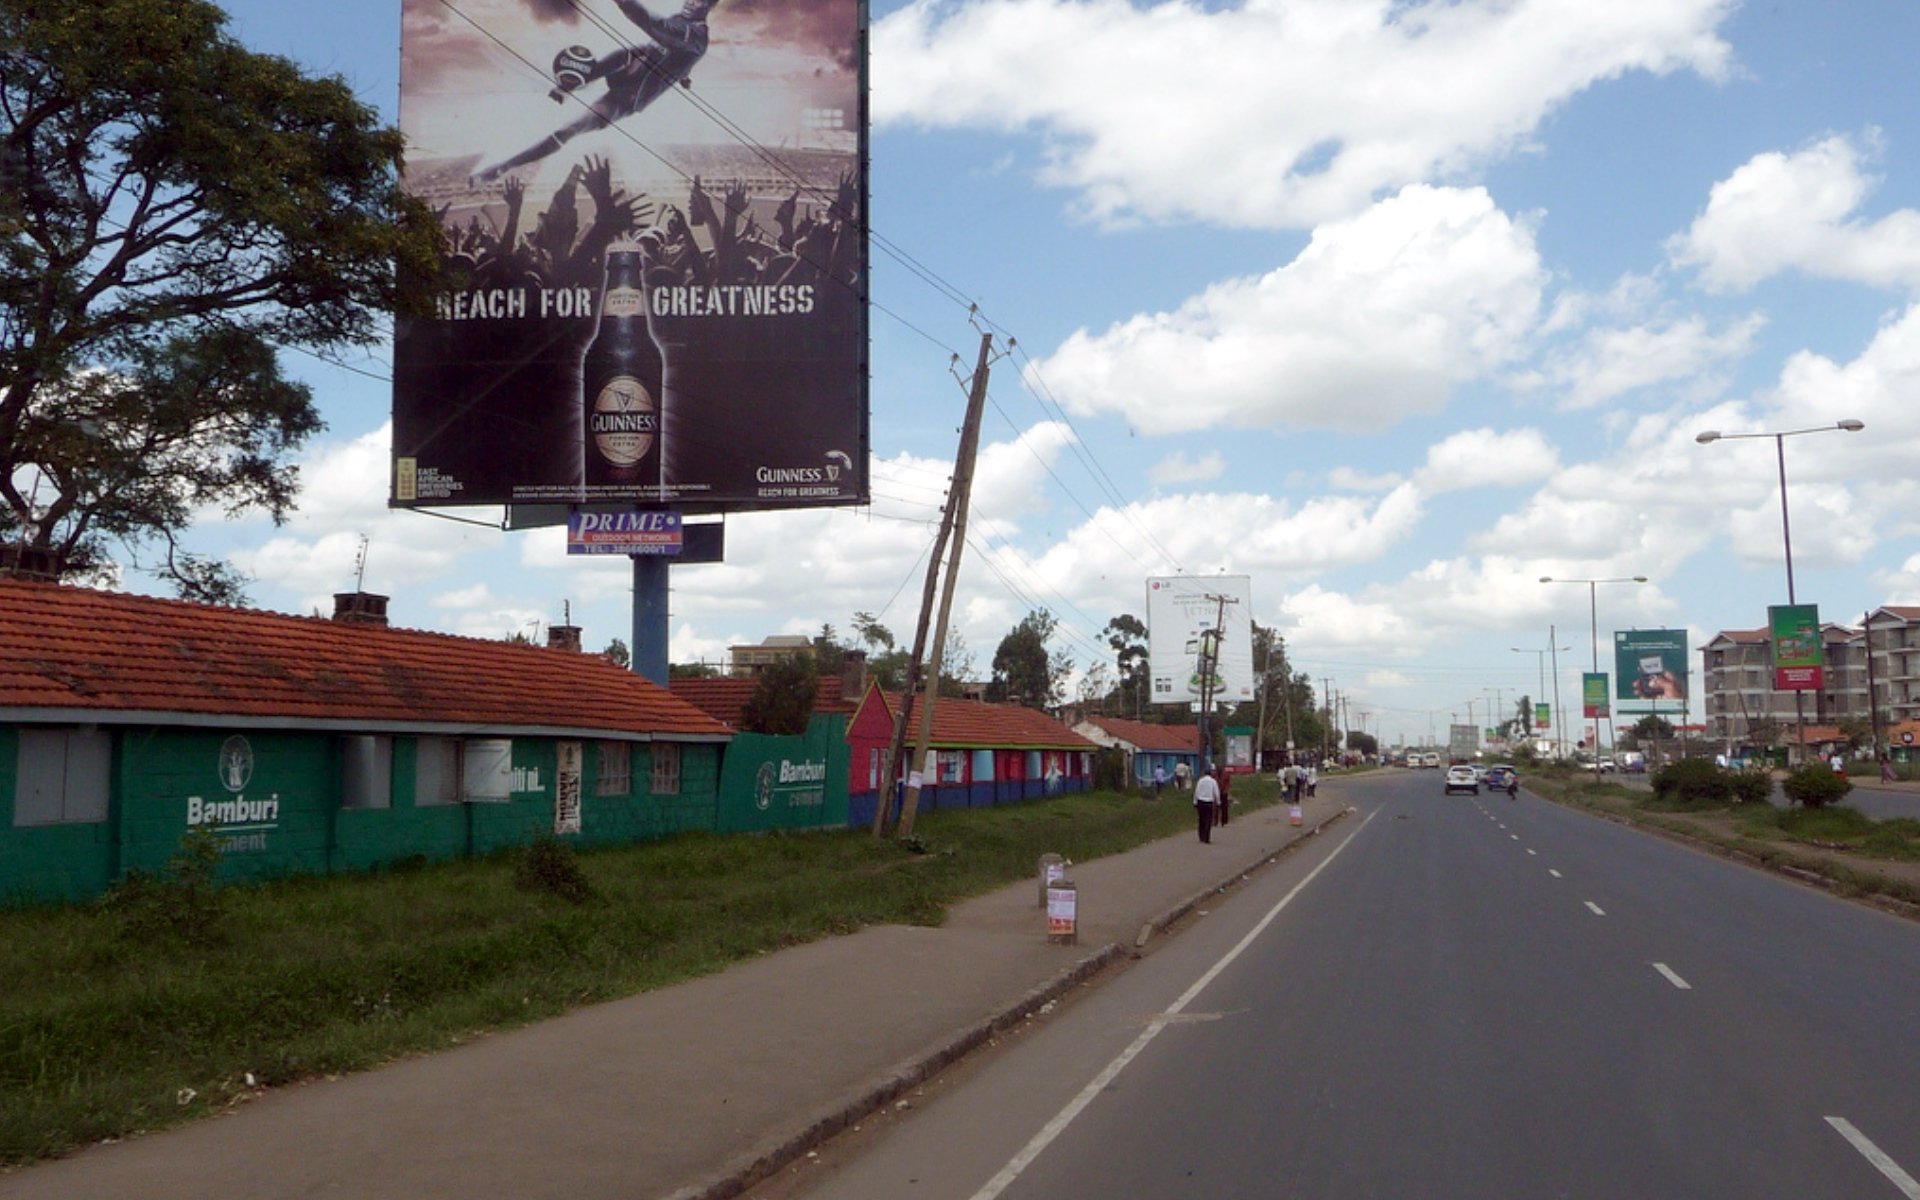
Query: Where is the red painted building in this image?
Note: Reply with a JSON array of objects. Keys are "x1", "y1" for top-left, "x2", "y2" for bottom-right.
[{"x1": 845, "y1": 687, "x2": 1098, "y2": 825}]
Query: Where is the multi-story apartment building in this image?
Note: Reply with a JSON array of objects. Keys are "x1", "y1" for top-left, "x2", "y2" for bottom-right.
[
  {"x1": 1867, "y1": 606, "x2": 1920, "y2": 725},
  {"x1": 1703, "y1": 607, "x2": 1920, "y2": 746}
]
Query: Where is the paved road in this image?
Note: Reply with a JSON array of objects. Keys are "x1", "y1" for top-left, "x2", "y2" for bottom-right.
[{"x1": 766, "y1": 771, "x2": 1920, "y2": 1199}]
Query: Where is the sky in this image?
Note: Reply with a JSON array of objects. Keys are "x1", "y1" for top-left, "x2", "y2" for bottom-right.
[{"x1": 190, "y1": 0, "x2": 1920, "y2": 749}]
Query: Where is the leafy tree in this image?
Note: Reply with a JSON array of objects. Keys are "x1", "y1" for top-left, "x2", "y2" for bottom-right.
[
  {"x1": 1101, "y1": 613, "x2": 1149, "y2": 716},
  {"x1": 1621, "y1": 714, "x2": 1675, "y2": 749},
  {"x1": 740, "y1": 655, "x2": 818, "y2": 735},
  {"x1": 669, "y1": 661, "x2": 721, "y2": 679},
  {"x1": 1836, "y1": 716, "x2": 1872, "y2": 752},
  {"x1": 810, "y1": 623, "x2": 848, "y2": 678},
  {"x1": 603, "y1": 638, "x2": 631, "y2": 668},
  {"x1": 1347, "y1": 731, "x2": 1378, "y2": 756},
  {"x1": 990, "y1": 609, "x2": 1072, "y2": 709},
  {"x1": 0, "y1": 0, "x2": 441, "y2": 600}
]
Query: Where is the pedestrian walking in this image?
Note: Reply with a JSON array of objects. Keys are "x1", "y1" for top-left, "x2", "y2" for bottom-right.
[
  {"x1": 1280, "y1": 761, "x2": 1297, "y2": 801},
  {"x1": 1193, "y1": 768, "x2": 1220, "y2": 843},
  {"x1": 1216, "y1": 768, "x2": 1232, "y2": 826},
  {"x1": 1882, "y1": 754, "x2": 1897, "y2": 783},
  {"x1": 1153, "y1": 764, "x2": 1167, "y2": 795},
  {"x1": 1174, "y1": 760, "x2": 1191, "y2": 791}
]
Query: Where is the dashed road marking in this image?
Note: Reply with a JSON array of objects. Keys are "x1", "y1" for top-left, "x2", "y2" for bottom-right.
[
  {"x1": 1652, "y1": 963, "x2": 1691, "y2": 990},
  {"x1": 1827, "y1": 1117, "x2": 1920, "y2": 1198},
  {"x1": 1549, "y1": 869, "x2": 1562, "y2": 878},
  {"x1": 1584, "y1": 901, "x2": 1606, "y2": 916}
]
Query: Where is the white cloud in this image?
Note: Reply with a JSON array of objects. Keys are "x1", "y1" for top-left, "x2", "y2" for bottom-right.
[
  {"x1": 1148, "y1": 450, "x2": 1226, "y2": 485},
  {"x1": 1415, "y1": 428, "x2": 1559, "y2": 494},
  {"x1": 1029, "y1": 186, "x2": 1545, "y2": 434},
  {"x1": 1669, "y1": 133, "x2": 1920, "y2": 292},
  {"x1": 1544, "y1": 315, "x2": 1763, "y2": 410},
  {"x1": 1327, "y1": 466, "x2": 1403, "y2": 493},
  {"x1": 874, "y1": 0, "x2": 1733, "y2": 229},
  {"x1": 223, "y1": 422, "x2": 498, "y2": 618}
]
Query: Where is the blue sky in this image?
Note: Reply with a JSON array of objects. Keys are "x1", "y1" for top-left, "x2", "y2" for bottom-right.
[{"x1": 200, "y1": 0, "x2": 1920, "y2": 747}]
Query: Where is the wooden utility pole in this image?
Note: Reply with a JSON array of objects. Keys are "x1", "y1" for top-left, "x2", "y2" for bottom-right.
[
  {"x1": 872, "y1": 331, "x2": 991, "y2": 835},
  {"x1": 895, "y1": 331, "x2": 994, "y2": 840}
]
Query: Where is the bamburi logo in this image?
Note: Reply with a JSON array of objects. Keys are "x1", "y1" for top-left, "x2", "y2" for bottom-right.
[
  {"x1": 755, "y1": 762, "x2": 776, "y2": 810},
  {"x1": 219, "y1": 736, "x2": 254, "y2": 793}
]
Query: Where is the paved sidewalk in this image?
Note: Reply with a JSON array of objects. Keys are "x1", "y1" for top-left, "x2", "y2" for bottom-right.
[{"x1": 0, "y1": 787, "x2": 1355, "y2": 1200}]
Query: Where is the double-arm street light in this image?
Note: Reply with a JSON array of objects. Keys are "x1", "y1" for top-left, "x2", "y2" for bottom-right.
[
  {"x1": 1695, "y1": 418, "x2": 1865, "y2": 763},
  {"x1": 1513, "y1": 634, "x2": 1571, "y2": 758},
  {"x1": 1540, "y1": 575, "x2": 1648, "y2": 774},
  {"x1": 1694, "y1": 420, "x2": 1865, "y2": 605}
]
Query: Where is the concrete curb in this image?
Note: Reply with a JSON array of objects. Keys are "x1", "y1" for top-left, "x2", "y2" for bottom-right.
[
  {"x1": 662, "y1": 945, "x2": 1129, "y2": 1200},
  {"x1": 666, "y1": 799, "x2": 1355, "y2": 1200}
]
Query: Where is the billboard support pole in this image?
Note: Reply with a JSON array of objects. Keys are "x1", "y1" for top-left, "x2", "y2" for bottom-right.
[{"x1": 632, "y1": 554, "x2": 670, "y2": 685}]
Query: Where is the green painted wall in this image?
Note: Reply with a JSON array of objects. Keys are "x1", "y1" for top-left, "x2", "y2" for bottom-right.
[
  {"x1": 714, "y1": 715, "x2": 850, "y2": 833},
  {"x1": 1, "y1": 724, "x2": 727, "y2": 907}
]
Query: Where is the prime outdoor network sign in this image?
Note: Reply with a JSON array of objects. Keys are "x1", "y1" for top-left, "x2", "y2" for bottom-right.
[
  {"x1": 389, "y1": 0, "x2": 869, "y2": 513},
  {"x1": 566, "y1": 510, "x2": 683, "y2": 556}
]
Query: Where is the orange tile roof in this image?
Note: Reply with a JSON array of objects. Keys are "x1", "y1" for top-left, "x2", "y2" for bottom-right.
[
  {"x1": 1080, "y1": 716, "x2": 1200, "y2": 753},
  {"x1": 0, "y1": 578, "x2": 729, "y2": 740},
  {"x1": 668, "y1": 675, "x2": 855, "y2": 728},
  {"x1": 870, "y1": 690, "x2": 1097, "y2": 750}
]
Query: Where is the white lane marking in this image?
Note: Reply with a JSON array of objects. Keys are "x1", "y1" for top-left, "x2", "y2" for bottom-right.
[
  {"x1": 1510, "y1": 834, "x2": 1519, "y2": 841},
  {"x1": 1526, "y1": 849, "x2": 1537, "y2": 856},
  {"x1": 1584, "y1": 901, "x2": 1606, "y2": 916},
  {"x1": 965, "y1": 810, "x2": 1378, "y2": 1200},
  {"x1": 1652, "y1": 963, "x2": 1691, "y2": 990},
  {"x1": 1549, "y1": 869, "x2": 1562, "y2": 878},
  {"x1": 1827, "y1": 1117, "x2": 1920, "y2": 1198}
]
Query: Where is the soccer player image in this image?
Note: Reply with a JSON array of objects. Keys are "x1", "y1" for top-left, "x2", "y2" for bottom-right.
[{"x1": 473, "y1": 0, "x2": 716, "y2": 186}]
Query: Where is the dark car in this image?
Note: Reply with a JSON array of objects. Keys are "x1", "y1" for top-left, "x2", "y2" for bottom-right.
[{"x1": 1483, "y1": 766, "x2": 1515, "y2": 790}]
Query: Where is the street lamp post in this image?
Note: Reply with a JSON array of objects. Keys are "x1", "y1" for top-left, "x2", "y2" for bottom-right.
[
  {"x1": 1541, "y1": 575, "x2": 1648, "y2": 778},
  {"x1": 1695, "y1": 419, "x2": 1865, "y2": 766},
  {"x1": 1513, "y1": 634, "x2": 1571, "y2": 758}
]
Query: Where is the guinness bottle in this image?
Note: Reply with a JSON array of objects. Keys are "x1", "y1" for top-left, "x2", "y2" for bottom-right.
[{"x1": 583, "y1": 247, "x2": 662, "y2": 490}]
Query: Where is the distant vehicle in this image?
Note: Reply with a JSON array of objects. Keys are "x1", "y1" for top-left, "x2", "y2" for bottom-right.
[
  {"x1": 1420, "y1": 752, "x2": 1442, "y2": 769},
  {"x1": 1484, "y1": 765, "x2": 1516, "y2": 789},
  {"x1": 1616, "y1": 751, "x2": 1646, "y2": 773},
  {"x1": 1444, "y1": 765, "x2": 1480, "y2": 795}
]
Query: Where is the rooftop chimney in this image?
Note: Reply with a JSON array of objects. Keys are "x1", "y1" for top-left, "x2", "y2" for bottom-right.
[
  {"x1": 332, "y1": 592, "x2": 390, "y2": 626},
  {"x1": 547, "y1": 624, "x2": 583, "y2": 652}
]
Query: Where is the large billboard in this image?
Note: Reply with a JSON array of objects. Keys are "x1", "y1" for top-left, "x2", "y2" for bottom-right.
[
  {"x1": 392, "y1": 0, "x2": 868, "y2": 511},
  {"x1": 1146, "y1": 576, "x2": 1255, "y2": 708},
  {"x1": 1770, "y1": 604, "x2": 1823, "y2": 691},
  {"x1": 1613, "y1": 628, "x2": 1689, "y2": 714}
]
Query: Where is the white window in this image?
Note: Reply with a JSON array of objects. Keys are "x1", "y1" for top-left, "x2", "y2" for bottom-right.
[
  {"x1": 463, "y1": 739, "x2": 513, "y2": 802},
  {"x1": 649, "y1": 743, "x2": 681, "y2": 795},
  {"x1": 937, "y1": 750, "x2": 964, "y2": 782},
  {"x1": 415, "y1": 737, "x2": 461, "y2": 806},
  {"x1": 13, "y1": 728, "x2": 110, "y2": 826},
  {"x1": 341, "y1": 736, "x2": 393, "y2": 810},
  {"x1": 596, "y1": 741, "x2": 631, "y2": 796}
]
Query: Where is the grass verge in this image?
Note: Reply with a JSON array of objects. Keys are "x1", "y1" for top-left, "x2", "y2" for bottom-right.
[
  {"x1": 0, "y1": 780, "x2": 1274, "y2": 1167},
  {"x1": 1523, "y1": 765, "x2": 1920, "y2": 909}
]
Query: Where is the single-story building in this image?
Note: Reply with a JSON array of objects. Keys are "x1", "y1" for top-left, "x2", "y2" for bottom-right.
[
  {"x1": 1072, "y1": 715, "x2": 1201, "y2": 787},
  {"x1": 0, "y1": 579, "x2": 731, "y2": 905},
  {"x1": 846, "y1": 688, "x2": 1098, "y2": 826}
]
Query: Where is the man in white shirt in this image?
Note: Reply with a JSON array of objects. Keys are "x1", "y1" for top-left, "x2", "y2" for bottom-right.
[{"x1": 1193, "y1": 768, "x2": 1221, "y2": 843}]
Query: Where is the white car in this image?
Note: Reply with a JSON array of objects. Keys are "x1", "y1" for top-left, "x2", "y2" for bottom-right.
[{"x1": 1444, "y1": 765, "x2": 1480, "y2": 795}]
